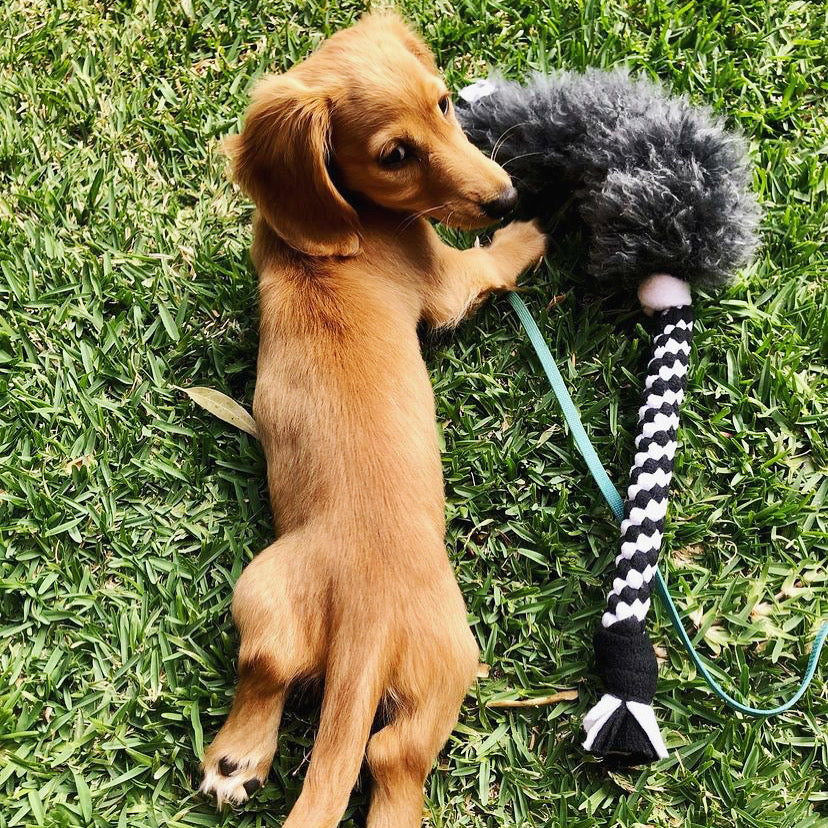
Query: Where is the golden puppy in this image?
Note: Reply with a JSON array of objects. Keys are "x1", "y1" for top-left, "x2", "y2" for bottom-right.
[{"x1": 200, "y1": 12, "x2": 546, "y2": 827}]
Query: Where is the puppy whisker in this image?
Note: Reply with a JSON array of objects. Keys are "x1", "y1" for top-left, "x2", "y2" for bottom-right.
[
  {"x1": 491, "y1": 120, "x2": 532, "y2": 164},
  {"x1": 500, "y1": 151, "x2": 544, "y2": 170},
  {"x1": 396, "y1": 203, "x2": 450, "y2": 234}
]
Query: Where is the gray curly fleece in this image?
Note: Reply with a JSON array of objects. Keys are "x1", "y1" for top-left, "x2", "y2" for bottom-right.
[{"x1": 456, "y1": 69, "x2": 760, "y2": 291}]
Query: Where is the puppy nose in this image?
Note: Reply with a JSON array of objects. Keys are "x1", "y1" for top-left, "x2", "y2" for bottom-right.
[{"x1": 482, "y1": 186, "x2": 518, "y2": 219}]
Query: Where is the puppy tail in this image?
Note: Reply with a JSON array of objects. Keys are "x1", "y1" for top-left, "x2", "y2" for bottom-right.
[{"x1": 285, "y1": 639, "x2": 385, "y2": 827}]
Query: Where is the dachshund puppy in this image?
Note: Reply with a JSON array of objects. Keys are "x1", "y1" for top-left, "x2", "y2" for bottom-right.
[{"x1": 200, "y1": 12, "x2": 546, "y2": 827}]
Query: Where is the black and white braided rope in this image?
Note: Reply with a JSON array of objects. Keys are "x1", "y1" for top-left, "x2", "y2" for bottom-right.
[{"x1": 583, "y1": 275, "x2": 694, "y2": 762}]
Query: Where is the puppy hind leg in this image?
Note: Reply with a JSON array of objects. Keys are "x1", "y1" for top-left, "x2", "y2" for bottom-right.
[
  {"x1": 200, "y1": 656, "x2": 287, "y2": 805},
  {"x1": 282, "y1": 646, "x2": 385, "y2": 828},
  {"x1": 200, "y1": 538, "x2": 315, "y2": 805},
  {"x1": 365, "y1": 642, "x2": 478, "y2": 828}
]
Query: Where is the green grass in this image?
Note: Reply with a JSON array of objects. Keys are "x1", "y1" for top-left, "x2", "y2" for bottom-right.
[{"x1": 1, "y1": 0, "x2": 827, "y2": 825}]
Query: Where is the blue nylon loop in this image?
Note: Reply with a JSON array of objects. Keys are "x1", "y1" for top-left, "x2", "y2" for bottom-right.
[{"x1": 507, "y1": 291, "x2": 828, "y2": 717}]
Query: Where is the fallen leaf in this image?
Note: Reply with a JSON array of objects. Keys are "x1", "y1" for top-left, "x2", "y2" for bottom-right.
[
  {"x1": 476, "y1": 663, "x2": 490, "y2": 679},
  {"x1": 672, "y1": 544, "x2": 704, "y2": 567},
  {"x1": 486, "y1": 689, "x2": 577, "y2": 708},
  {"x1": 63, "y1": 454, "x2": 95, "y2": 474},
  {"x1": 607, "y1": 772, "x2": 638, "y2": 793},
  {"x1": 801, "y1": 569, "x2": 827, "y2": 584},
  {"x1": 183, "y1": 387, "x2": 259, "y2": 439}
]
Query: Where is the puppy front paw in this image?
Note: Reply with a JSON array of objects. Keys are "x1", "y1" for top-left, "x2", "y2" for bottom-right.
[
  {"x1": 488, "y1": 220, "x2": 547, "y2": 290},
  {"x1": 492, "y1": 219, "x2": 547, "y2": 269}
]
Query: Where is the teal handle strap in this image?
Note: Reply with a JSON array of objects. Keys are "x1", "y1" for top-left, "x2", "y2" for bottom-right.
[{"x1": 507, "y1": 291, "x2": 828, "y2": 716}]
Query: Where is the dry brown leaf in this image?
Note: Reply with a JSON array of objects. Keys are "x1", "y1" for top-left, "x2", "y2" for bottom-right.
[
  {"x1": 486, "y1": 689, "x2": 578, "y2": 708},
  {"x1": 63, "y1": 454, "x2": 95, "y2": 474},
  {"x1": 672, "y1": 544, "x2": 704, "y2": 567},
  {"x1": 476, "y1": 662, "x2": 490, "y2": 679},
  {"x1": 183, "y1": 386, "x2": 259, "y2": 439}
]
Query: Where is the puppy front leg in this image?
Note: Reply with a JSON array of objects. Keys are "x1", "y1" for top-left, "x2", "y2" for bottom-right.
[{"x1": 423, "y1": 220, "x2": 546, "y2": 328}]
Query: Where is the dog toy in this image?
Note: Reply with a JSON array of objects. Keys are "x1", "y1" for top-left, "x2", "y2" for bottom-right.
[{"x1": 456, "y1": 69, "x2": 764, "y2": 762}]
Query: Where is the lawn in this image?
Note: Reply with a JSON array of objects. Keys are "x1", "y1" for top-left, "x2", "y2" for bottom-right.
[{"x1": 1, "y1": 0, "x2": 827, "y2": 826}]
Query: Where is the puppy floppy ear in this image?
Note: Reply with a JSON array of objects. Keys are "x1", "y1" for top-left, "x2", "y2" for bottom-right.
[{"x1": 225, "y1": 75, "x2": 360, "y2": 257}]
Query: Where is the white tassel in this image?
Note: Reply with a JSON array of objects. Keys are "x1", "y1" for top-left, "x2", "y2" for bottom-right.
[
  {"x1": 582, "y1": 693, "x2": 669, "y2": 759},
  {"x1": 637, "y1": 273, "x2": 692, "y2": 316},
  {"x1": 625, "y1": 701, "x2": 669, "y2": 758},
  {"x1": 582, "y1": 694, "x2": 623, "y2": 751}
]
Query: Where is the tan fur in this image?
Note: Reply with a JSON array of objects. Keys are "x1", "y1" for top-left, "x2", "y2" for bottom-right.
[{"x1": 201, "y1": 12, "x2": 546, "y2": 827}]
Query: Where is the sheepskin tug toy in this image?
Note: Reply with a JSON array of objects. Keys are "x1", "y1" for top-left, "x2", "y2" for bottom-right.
[{"x1": 455, "y1": 69, "x2": 824, "y2": 764}]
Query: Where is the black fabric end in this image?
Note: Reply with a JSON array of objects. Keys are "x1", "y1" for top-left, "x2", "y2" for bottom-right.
[
  {"x1": 594, "y1": 619, "x2": 658, "y2": 703},
  {"x1": 588, "y1": 705, "x2": 663, "y2": 765}
]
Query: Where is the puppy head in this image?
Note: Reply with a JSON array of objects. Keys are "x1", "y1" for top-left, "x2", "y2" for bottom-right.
[
  {"x1": 328, "y1": 14, "x2": 516, "y2": 233},
  {"x1": 226, "y1": 13, "x2": 515, "y2": 257}
]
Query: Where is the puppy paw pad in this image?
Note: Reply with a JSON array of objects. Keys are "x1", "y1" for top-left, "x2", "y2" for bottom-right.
[
  {"x1": 218, "y1": 756, "x2": 238, "y2": 776},
  {"x1": 243, "y1": 778, "x2": 262, "y2": 795}
]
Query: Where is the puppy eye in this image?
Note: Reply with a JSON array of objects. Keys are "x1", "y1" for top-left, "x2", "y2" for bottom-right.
[
  {"x1": 438, "y1": 95, "x2": 450, "y2": 116},
  {"x1": 379, "y1": 144, "x2": 410, "y2": 167}
]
